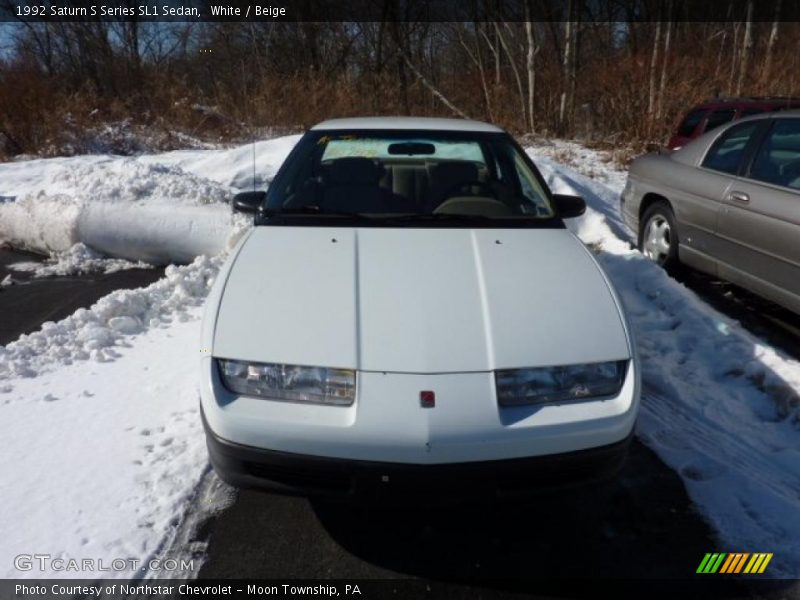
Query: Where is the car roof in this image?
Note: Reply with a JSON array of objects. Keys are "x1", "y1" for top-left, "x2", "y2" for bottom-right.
[
  {"x1": 732, "y1": 109, "x2": 800, "y2": 123},
  {"x1": 672, "y1": 110, "x2": 800, "y2": 166},
  {"x1": 772, "y1": 108, "x2": 800, "y2": 118},
  {"x1": 691, "y1": 98, "x2": 800, "y2": 111},
  {"x1": 310, "y1": 116, "x2": 504, "y2": 133}
]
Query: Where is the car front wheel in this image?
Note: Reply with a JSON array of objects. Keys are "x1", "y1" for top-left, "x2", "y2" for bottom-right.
[{"x1": 639, "y1": 202, "x2": 679, "y2": 268}]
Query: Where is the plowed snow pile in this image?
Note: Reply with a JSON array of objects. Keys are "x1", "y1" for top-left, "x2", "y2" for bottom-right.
[{"x1": 0, "y1": 135, "x2": 301, "y2": 266}]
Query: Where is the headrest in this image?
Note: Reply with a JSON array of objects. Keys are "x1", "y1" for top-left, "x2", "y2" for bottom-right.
[{"x1": 326, "y1": 157, "x2": 381, "y2": 185}]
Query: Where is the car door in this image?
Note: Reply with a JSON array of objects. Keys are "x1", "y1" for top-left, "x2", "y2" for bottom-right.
[
  {"x1": 715, "y1": 118, "x2": 800, "y2": 310},
  {"x1": 676, "y1": 120, "x2": 765, "y2": 271}
]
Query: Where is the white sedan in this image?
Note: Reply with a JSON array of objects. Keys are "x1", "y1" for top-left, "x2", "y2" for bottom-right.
[{"x1": 200, "y1": 117, "x2": 639, "y2": 500}]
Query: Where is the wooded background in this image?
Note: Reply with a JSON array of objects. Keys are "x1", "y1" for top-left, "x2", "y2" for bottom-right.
[{"x1": 1, "y1": 0, "x2": 798, "y2": 159}]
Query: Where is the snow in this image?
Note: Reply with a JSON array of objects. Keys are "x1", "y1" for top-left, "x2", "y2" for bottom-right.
[
  {"x1": 0, "y1": 134, "x2": 799, "y2": 578},
  {"x1": 0, "y1": 159, "x2": 240, "y2": 264},
  {"x1": 0, "y1": 254, "x2": 232, "y2": 381},
  {"x1": 0, "y1": 251, "x2": 241, "y2": 578},
  {"x1": 139, "y1": 134, "x2": 302, "y2": 191},
  {"x1": 0, "y1": 136, "x2": 307, "y2": 576},
  {"x1": 0, "y1": 135, "x2": 300, "y2": 266},
  {"x1": 0, "y1": 315, "x2": 234, "y2": 579},
  {"x1": 8, "y1": 243, "x2": 152, "y2": 277}
]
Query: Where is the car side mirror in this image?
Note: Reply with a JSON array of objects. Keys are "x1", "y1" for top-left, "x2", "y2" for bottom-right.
[
  {"x1": 552, "y1": 194, "x2": 586, "y2": 219},
  {"x1": 232, "y1": 191, "x2": 266, "y2": 213}
]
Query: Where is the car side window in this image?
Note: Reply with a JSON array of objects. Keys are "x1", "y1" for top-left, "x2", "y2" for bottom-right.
[
  {"x1": 512, "y1": 153, "x2": 551, "y2": 215},
  {"x1": 749, "y1": 119, "x2": 800, "y2": 191},
  {"x1": 702, "y1": 121, "x2": 760, "y2": 175},
  {"x1": 703, "y1": 109, "x2": 737, "y2": 133}
]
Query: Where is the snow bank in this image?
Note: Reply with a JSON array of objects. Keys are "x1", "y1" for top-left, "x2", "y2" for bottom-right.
[
  {"x1": 0, "y1": 245, "x2": 247, "y2": 577},
  {"x1": 0, "y1": 159, "x2": 240, "y2": 263},
  {"x1": 0, "y1": 252, "x2": 235, "y2": 381},
  {"x1": 0, "y1": 158, "x2": 247, "y2": 263},
  {"x1": 78, "y1": 201, "x2": 241, "y2": 264},
  {"x1": 0, "y1": 136, "x2": 300, "y2": 265},
  {"x1": 141, "y1": 134, "x2": 302, "y2": 191},
  {"x1": 528, "y1": 142, "x2": 800, "y2": 576},
  {"x1": 0, "y1": 138, "x2": 307, "y2": 578},
  {"x1": 0, "y1": 315, "x2": 234, "y2": 579}
]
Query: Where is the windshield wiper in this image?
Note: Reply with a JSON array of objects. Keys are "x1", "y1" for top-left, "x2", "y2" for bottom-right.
[
  {"x1": 261, "y1": 206, "x2": 373, "y2": 219},
  {"x1": 377, "y1": 213, "x2": 495, "y2": 222}
]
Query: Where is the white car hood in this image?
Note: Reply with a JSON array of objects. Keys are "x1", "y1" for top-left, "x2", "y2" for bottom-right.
[{"x1": 213, "y1": 226, "x2": 630, "y2": 373}]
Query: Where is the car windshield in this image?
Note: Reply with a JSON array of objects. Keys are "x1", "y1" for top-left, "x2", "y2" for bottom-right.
[{"x1": 261, "y1": 129, "x2": 555, "y2": 222}]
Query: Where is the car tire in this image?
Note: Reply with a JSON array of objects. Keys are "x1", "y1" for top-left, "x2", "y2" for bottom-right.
[{"x1": 639, "y1": 202, "x2": 679, "y2": 268}]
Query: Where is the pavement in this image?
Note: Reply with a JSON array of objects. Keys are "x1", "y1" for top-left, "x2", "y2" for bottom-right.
[
  {"x1": 197, "y1": 442, "x2": 718, "y2": 581},
  {"x1": 0, "y1": 248, "x2": 164, "y2": 345}
]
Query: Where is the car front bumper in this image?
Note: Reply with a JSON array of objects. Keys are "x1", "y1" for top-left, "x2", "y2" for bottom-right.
[
  {"x1": 202, "y1": 407, "x2": 633, "y2": 501},
  {"x1": 200, "y1": 356, "x2": 639, "y2": 464}
]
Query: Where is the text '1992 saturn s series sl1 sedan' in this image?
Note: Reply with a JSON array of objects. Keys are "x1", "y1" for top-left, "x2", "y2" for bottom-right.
[{"x1": 200, "y1": 117, "x2": 640, "y2": 502}]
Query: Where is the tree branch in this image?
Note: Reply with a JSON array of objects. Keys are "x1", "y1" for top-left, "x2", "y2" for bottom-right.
[{"x1": 398, "y1": 51, "x2": 470, "y2": 119}]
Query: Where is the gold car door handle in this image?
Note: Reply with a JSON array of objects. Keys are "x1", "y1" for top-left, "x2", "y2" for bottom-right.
[{"x1": 728, "y1": 191, "x2": 750, "y2": 204}]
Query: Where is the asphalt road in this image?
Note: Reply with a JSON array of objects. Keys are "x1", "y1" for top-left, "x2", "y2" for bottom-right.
[
  {"x1": 0, "y1": 248, "x2": 164, "y2": 345},
  {"x1": 197, "y1": 443, "x2": 718, "y2": 582},
  {"x1": 0, "y1": 247, "x2": 795, "y2": 597}
]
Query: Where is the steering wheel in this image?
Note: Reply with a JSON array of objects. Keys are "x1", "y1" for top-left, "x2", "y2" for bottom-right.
[{"x1": 441, "y1": 180, "x2": 497, "y2": 200}]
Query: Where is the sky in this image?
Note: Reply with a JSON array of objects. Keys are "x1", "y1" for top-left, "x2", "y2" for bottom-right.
[{"x1": 0, "y1": 23, "x2": 18, "y2": 59}]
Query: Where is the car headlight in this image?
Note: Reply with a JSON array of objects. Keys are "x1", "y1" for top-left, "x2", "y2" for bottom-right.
[
  {"x1": 216, "y1": 359, "x2": 355, "y2": 406},
  {"x1": 495, "y1": 360, "x2": 628, "y2": 406}
]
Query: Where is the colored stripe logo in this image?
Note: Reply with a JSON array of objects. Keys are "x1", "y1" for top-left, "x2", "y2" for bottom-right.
[{"x1": 697, "y1": 552, "x2": 773, "y2": 574}]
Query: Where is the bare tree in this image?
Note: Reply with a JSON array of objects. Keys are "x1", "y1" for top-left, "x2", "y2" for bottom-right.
[
  {"x1": 735, "y1": 0, "x2": 754, "y2": 96},
  {"x1": 456, "y1": 23, "x2": 494, "y2": 121},
  {"x1": 728, "y1": 21, "x2": 741, "y2": 94},
  {"x1": 524, "y1": 5, "x2": 537, "y2": 133},
  {"x1": 656, "y1": 2, "x2": 673, "y2": 121},
  {"x1": 714, "y1": 8, "x2": 732, "y2": 82},
  {"x1": 558, "y1": 0, "x2": 575, "y2": 133},
  {"x1": 7, "y1": 1, "x2": 800, "y2": 159},
  {"x1": 647, "y1": 19, "x2": 662, "y2": 128},
  {"x1": 479, "y1": 24, "x2": 501, "y2": 88},
  {"x1": 400, "y1": 52, "x2": 470, "y2": 119},
  {"x1": 494, "y1": 22, "x2": 526, "y2": 130},
  {"x1": 390, "y1": 20, "x2": 411, "y2": 114},
  {"x1": 763, "y1": 0, "x2": 782, "y2": 82},
  {"x1": 493, "y1": 17, "x2": 501, "y2": 85}
]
